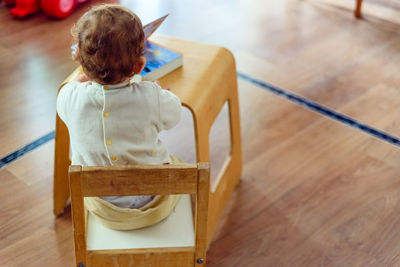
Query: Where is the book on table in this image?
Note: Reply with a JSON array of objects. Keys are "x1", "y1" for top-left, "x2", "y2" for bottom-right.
[
  {"x1": 140, "y1": 14, "x2": 183, "y2": 81},
  {"x1": 139, "y1": 41, "x2": 182, "y2": 81}
]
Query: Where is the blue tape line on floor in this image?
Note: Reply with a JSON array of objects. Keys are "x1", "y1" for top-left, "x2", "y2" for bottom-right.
[
  {"x1": 1, "y1": 72, "x2": 399, "y2": 169},
  {"x1": 237, "y1": 72, "x2": 400, "y2": 147},
  {"x1": 0, "y1": 131, "x2": 55, "y2": 169}
]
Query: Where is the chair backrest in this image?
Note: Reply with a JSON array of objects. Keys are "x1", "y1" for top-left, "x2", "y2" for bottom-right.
[{"x1": 69, "y1": 162, "x2": 210, "y2": 267}]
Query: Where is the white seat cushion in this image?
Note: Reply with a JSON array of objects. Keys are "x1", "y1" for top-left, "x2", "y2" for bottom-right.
[{"x1": 87, "y1": 194, "x2": 195, "y2": 250}]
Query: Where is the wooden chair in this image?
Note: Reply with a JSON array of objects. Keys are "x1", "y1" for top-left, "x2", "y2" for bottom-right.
[{"x1": 69, "y1": 163, "x2": 210, "y2": 267}]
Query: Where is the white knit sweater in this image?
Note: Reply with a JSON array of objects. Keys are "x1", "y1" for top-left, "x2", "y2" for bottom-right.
[
  {"x1": 57, "y1": 80, "x2": 181, "y2": 208},
  {"x1": 57, "y1": 80, "x2": 181, "y2": 166}
]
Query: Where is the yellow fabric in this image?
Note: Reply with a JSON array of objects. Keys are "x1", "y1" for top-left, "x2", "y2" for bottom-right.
[{"x1": 84, "y1": 155, "x2": 184, "y2": 230}]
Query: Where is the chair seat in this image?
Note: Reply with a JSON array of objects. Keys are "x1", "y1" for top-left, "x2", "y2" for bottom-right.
[{"x1": 86, "y1": 195, "x2": 195, "y2": 250}]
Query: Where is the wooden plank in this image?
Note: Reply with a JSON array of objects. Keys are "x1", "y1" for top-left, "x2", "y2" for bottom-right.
[
  {"x1": 6, "y1": 141, "x2": 54, "y2": 186},
  {"x1": 87, "y1": 247, "x2": 194, "y2": 266},
  {"x1": 80, "y1": 164, "x2": 198, "y2": 196},
  {"x1": 0, "y1": 169, "x2": 74, "y2": 267},
  {"x1": 208, "y1": 128, "x2": 399, "y2": 266},
  {"x1": 69, "y1": 166, "x2": 87, "y2": 266},
  {"x1": 194, "y1": 163, "x2": 210, "y2": 265}
]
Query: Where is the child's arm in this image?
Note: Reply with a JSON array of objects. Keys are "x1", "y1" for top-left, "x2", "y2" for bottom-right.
[
  {"x1": 155, "y1": 83, "x2": 181, "y2": 130},
  {"x1": 154, "y1": 80, "x2": 170, "y2": 90}
]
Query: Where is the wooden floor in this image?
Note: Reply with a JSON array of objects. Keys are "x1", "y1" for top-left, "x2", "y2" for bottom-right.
[{"x1": 1, "y1": 0, "x2": 400, "y2": 266}]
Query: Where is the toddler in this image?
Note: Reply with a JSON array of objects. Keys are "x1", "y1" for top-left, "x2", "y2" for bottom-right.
[{"x1": 57, "y1": 4, "x2": 182, "y2": 230}]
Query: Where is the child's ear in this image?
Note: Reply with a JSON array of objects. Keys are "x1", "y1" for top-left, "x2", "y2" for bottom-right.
[
  {"x1": 134, "y1": 56, "x2": 146, "y2": 74},
  {"x1": 72, "y1": 46, "x2": 80, "y2": 61}
]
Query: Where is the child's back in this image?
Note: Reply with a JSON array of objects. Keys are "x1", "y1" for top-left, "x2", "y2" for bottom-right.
[
  {"x1": 57, "y1": 4, "x2": 182, "y2": 229},
  {"x1": 58, "y1": 80, "x2": 181, "y2": 167}
]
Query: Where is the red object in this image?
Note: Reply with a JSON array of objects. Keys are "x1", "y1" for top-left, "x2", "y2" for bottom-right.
[
  {"x1": 6, "y1": 0, "x2": 87, "y2": 19},
  {"x1": 3, "y1": 0, "x2": 16, "y2": 5},
  {"x1": 41, "y1": 0, "x2": 75, "y2": 19},
  {"x1": 10, "y1": 0, "x2": 40, "y2": 18}
]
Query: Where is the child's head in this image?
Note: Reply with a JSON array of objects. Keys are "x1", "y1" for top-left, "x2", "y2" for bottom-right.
[{"x1": 72, "y1": 4, "x2": 145, "y2": 84}]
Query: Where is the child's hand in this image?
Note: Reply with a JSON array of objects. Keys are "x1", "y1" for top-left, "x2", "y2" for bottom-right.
[{"x1": 154, "y1": 80, "x2": 170, "y2": 91}]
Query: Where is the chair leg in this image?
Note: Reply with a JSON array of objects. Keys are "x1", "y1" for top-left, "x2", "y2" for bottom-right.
[
  {"x1": 53, "y1": 116, "x2": 71, "y2": 216},
  {"x1": 355, "y1": 0, "x2": 363, "y2": 18},
  {"x1": 194, "y1": 163, "x2": 210, "y2": 266}
]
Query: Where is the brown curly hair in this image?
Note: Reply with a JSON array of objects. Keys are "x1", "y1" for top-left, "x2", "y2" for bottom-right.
[{"x1": 72, "y1": 4, "x2": 144, "y2": 84}]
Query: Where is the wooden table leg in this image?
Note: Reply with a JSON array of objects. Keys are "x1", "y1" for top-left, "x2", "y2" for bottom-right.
[
  {"x1": 53, "y1": 68, "x2": 82, "y2": 216},
  {"x1": 53, "y1": 115, "x2": 71, "y2": 216},
  {"x1": 191, "y1": 75, "x2": 242, "y2": 246},
  {"x1": 355, "y1": 0, "x2": 363, "y2": 18}
]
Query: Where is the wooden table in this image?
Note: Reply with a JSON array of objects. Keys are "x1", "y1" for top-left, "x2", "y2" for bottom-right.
[{"x1": 53, "y1": 35, "x2": 242, "y2": 246}]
